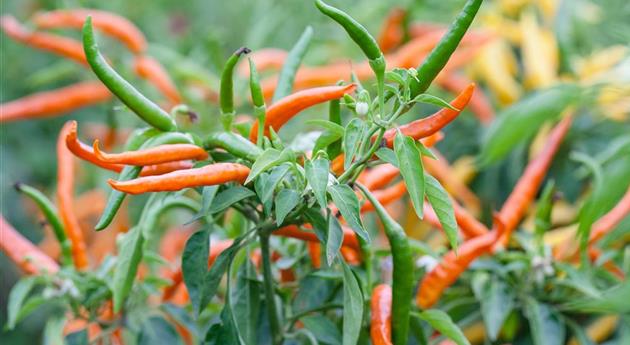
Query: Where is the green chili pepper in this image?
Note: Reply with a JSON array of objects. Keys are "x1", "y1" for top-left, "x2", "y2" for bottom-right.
[
  {"x1": 14, "y1": 183, "x2": 73, "y2": 267},
  {"x1": 410, "y1": 0, "x2": 483, "y2": 97},
  {"x1": 204, "y1": 131, "x2": 263, "y2": 161},
  {"x1": 315, "y1": 0, "x2": 385, "y2": 116},
  {"x1": 82, "y1": 17, "x2": 177, "y2": 132},
  {"x1": 248, "y1": 58, "x2": 267, "y2": 147},
  {"x1": 272, "y1": 26, "x2": 314, "y2": 102},
  {"x1": 95, "y1": 131, "x2": 196, "y2": 230},
  {"x1": 220, "y1": 47, "x2": 251, "y2": 130},
  {"x1": 357, "y1": 183, "x2": 412, "y2": 345}
]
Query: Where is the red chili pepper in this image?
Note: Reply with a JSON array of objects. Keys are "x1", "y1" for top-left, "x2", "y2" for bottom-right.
[
  {"x1": 0, "y1": 215, "x2": 60, "y2": 275},
  {"x1": 589, "y1": 185, "x2": 630, "y2": 245},
  {"x1": 370, "y1": 284, "x2": 393, "y2": 345},
  {"x1": 32, "y1": 9, "x2": 147, "y2": 54},
  {"x1": 1, "y1": 15, "x2": 88, "y2": 66},
  {"x1": 307, "y1": 241, "x2": 322, "y2": 269},
  {"x1": 382, "y1": 83, "x2": 475, "y2": 147},
  {"x1": 249, "y1": 84, "x2": 356, "y2": 142},
  {"x1": 0, "y1": 82, "x2": 112, "y2": 123},
  {"x1": 133, "y1": 55, "x2": 182, "y2": 105},
  {"x1": 377, "y1": 8, "x2": 407, "y2": 53},
  {"x1": 496, "y1": 115, "x2": 573, "y2": 247},
  {"x1": 108, "y1": 162, "x2": 250, "y2": 195},
  {"x1": 437, "y1": 73, "x2": 495, "y2": 124},
  {"x1": 93, "y1": 140, "x2": 208, "y2": 166},
  {"x1": 58, "y1": 122, "x2": 90, "y2": 270}
]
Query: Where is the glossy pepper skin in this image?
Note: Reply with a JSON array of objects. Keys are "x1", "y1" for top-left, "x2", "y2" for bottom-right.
[
  {"x1": 358, "y1": 183, "x2": 412, "y2": 345},
  {"x1": 0, "y1": 82, "x2": 111, "y2": 123},
  {"x1": 220, "y1": 47, "x2": 251, "y2": 129},
  {"x1": 370, "y1": 284, "x2": 393, "y2": 345},
  {"x1": 108, "y1": 163, "x2": 250, "y2": 195},
  {"x1": 93, "y1": 141, "x2": 208, "y2": 165},
  {"x1": 0, "y1": 215, "x2": 60, "y2": 275},
  {"x1": 249, "y1": 84, "x2": 356, "y2": 143},
  {"x1": 382, "y1": 83, "x2": 475, "y2": 147},
  {"x1": 83, "y1": 17, "x2": 177, "y2": 132},
  {"x1": 203, "y1": 132, "x2": 263, "y2": 162}
]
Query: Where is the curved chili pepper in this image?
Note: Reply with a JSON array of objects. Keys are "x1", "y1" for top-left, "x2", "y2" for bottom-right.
[
  {"x1": 496, "y1": 115, "x2": 573, "y2": 247},
  {"x1": 370, "y1": 284, "x2": 393, "y2": 345},
  {"x1": 250, "y1": 84, "x2": 356, "y2": 142},
  {"x1": 437, "y1": 73, "x2": 494, "y2": 124},
  {"x1": 410, "y1": 0, "x2": 483, "y2": 96},
  {"x1": 204, "y1": 132, "x2": 263, "y2": 161},
  {"x1": 272, "y1": 225, "x2": 360, "y2": 251},
  {"x1": 237, "y1": 48, "x2": 288, "y2": 77},
  {"x1": 357, "y1": 183, "x2": 412, "y2": 345},
  {"x1": 589, "y1": 185, "x2": 630, "y2": 245},
  {"x1": 377, "y1": 8, "x2": 407, "y2": 53},
  {"x1": 0, "y1": 215, "x2": 60, "y2": 275},
  {"x1": 417, "y1": 215, "x2": 504, "y2": 309},
  {"x1": 33, "y1": 9, "x2": 147, "y2": 54},
  {"x1": 220, "y1": 47, "x2": 251, "y2": 129},
  {"x1": 83, "y1": 17, "x2": 176, "y2": 132},
  {"x1": 14, "y1": 183, "x2": 73, "y2": 267},
  {"x1": 108, "y1": 162, "x2": 250, "y2": 195},
  {"x1": 382, "y1": 83, "x2": 475, "y2": 147},
  {"x1": 93, "y1": 141, "x2": 207, "y2": 165},
  {"x1": 58, "y1": 122, "x2": 90, "y2": 269},
  {"x1": 133, "y1": 55, "x2": 182, "y2": 105},
  {"x1": 139, "y1": 160, "x2": 195, "y2": 176},
  {"x1": 0, "y1": 82, "x2": 112, "y2": 123},
  {"x1": 1, "y1": 15, "x2": 87, "y2": 66}
]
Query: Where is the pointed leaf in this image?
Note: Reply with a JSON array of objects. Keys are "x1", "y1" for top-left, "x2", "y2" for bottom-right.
[
  {"x1": 275, "y1": 189, "x2": 300, "y2": 226},
  {"x1": 306, "y1": 158, "x2": 331, "y2": 208},
  {"x1": 182, "y1": 229, "x2": 209, "y2": 315},
  {"x1": 328, "y1": 184, "x2": 368, "y2": 241},
  {"x1": 394, "y1": 131, "x2": 425, "y2": 219},
  {"x1": 341, "y1": 262, "x2": 363, "y2": 345},
  {"x1": 417, "y1": 309, "x2": 470, "y2": 345},
  {"x1": 343, "y1": 118, "x2": 367, "y2": 170},
  {"x1": 326, "y1": 214, "x2": 343, "y2": 266},
  {"x1": 425, "y1": 174, "x2": 458, "y2": 250}
]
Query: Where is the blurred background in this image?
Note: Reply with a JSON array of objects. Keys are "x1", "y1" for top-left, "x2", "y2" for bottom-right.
[{"x1": 1, "y1": 0, "x2": 629, "y2": 342}]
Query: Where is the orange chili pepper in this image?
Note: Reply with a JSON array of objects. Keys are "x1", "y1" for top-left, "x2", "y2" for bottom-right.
[
  {"x1": 358, "y1": 164, "x2": 401, "y2": 191},
  {"x1": 0, "y1": 82, "x2": 112, "y2": 123},
  {"x1": 1, "y1": 15, "x2": 87, "y2": 66},
  {"x1": 417, "y1": 215, "x2": 504, "y2": 308},
  {"x1": 496, "y1": 115, "x2": 573, "y2": 247},
  {"x1": 308, "y1": 241, "x2": 322, "y2": 269},
  {"x1": 377, "y1": 8, "x2": 407, "y2": 53},
  {"x1": 370, "y1": 284, "x2": 393, "y2": 345},
  {"x1": 93, "y1": 140, "x2": 208, "y2": 166},
  {"x1": 408, "y1": 22, "x2": 444, "y2": 38},
  {"x1": 32, "y1": 9, "x2": 147, "y2": 54},
  {"x1": 58, "y1": 122, "x2": 90, "y2": 269},
  {"x1": 133, "y1": 55, "x2": 182, "y2": 105},
  {"x1": 237, "y1": 48, "x2": 288, "y2": 77},
  {"x1": 340, "y1": 246, "x2": 362, "y2": 265},
  {"x1": 423, "y1": 197, "x2": 489, "y2": 239},
  {"x1": 138, "y1": 160, "x2": 195, "y2": 177},
  {"x1": 437, "y1": 73, "x2": 495, "y2": 124},
  {"x1": 108, "y1": 162, "x2": 250, "y2": 195},
  {"x1": 361, "y1": 181, "x2": 407, "y2": 213},
  {"x1": 249, "y1": 84, "x2": 356, "y2": 142},
  {"x1": 272, "y1": 225, "x2": 360, "y2": 251},
  {"x1": 589, "y1": 185, "x2": 630, "y2": 245},
  {"x1": 588, "y1": 247, "x2": 625, "y2": 280},
  {"x1": 0, "y1": 215, "x2": 60, "y2": 275}
]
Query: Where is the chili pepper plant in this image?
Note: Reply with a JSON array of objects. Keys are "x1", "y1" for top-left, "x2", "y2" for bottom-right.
[{"x1": 1, "y1": 0, "x2": 629, "y2": 344}]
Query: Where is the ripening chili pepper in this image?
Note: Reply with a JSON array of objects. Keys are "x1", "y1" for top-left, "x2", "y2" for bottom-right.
[
  {"x1": 33, "y1": 9, "x2": 147, "y2": 54},
  {"x1": 272, "y1": 224, "x2": 360, "y2": 251},
  {"x1": 588, "y1": 185, "x2": 630, "y2": 245},
  {"x1": 382, "y1": 83, "x2": 475, "y2": 147},
  {"x1": 0, "y1": 82, "x2": 112, "y2": 123},
  {"x1": 250, "y1": 84, "x2": 356, "y2": 142},
  {"x1": 417, "y1": 214, "x2": 504, "y2": 308},
  {"x1": 57, "y1": 122, "x2": 90, "y2": 269},
  {"x1": 1, "y1": 15, "x2": 88, "y2": 66},
  {"x1": 133, "y1": 55, "x2": 182, "y2": 105},
  {"x1": 358, "y1": 183, "x2": 412, "y2": 345},
  {"x1": 108, "y1": 162, "x2": 250, "y2": 195},
  {"x1": 220, "y1": 47, "x2": 251, "y2": 130},
  {"x1": 410, "y1": 0, "x2": 483, "y2": 97},
  {"x1": 139, "y1": 160, "x2": 195, "y2": 176},
  {"x1": 14, "y1": 183, "x2": 73, "y2": 267},
  {"x1": 0, "y1": 215, "x2": 60, "y2": 275},
  {"x1": 83, "y1": 17, "x2": 177, "y2": 132},
  {"x1": 437, "y1": 73, "x2": 495, "y2": 124},
  {"x1": 370, "y1": 284, "x2": 393, "y2": 345},
  {"x1": 377, "y1": 8, "x2": 407, "y2": 53},
  {"x1": 237, "y1": 48, "x2": 288, "y2": 77},
  {"x1": 496, "y1": 115, "x2": 573, "y2": 247},
  {"x1": 315, "y1": 0, "x2": 386, "y2": 114},
  {"x1": 308, "y1": 241, "x2": 322, "y2": 269},
  {"x1": 93, "y1": 141, "x2": 208, "y2": 165},
  {"x1": 341, "y1": 246, "x2": 362, "y2": 265}
]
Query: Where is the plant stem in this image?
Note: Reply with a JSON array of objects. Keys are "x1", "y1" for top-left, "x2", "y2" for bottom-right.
[{"x1": 259, "y1": 232, "x2": 282, "y2": 345}]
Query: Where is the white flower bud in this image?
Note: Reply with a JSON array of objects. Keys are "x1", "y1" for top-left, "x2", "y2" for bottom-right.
[{"x1": 355, "y1": 101, "x2": 369, "y2": 116}]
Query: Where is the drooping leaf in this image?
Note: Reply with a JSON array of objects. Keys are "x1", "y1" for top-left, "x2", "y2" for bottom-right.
[
  {"x1": 200, "y1": 241, "x2": 243, "y2": 312},
  {"x1": 326, "y1": 214, "x2": 344, "y2": 266},
  {"x1": 275, "y1": 189, "x2": 300, "y2": 225},
  {"x1": 417, "y1": 309, "x2": 470, "y2": 345},
  {"x1": 471, "y1": 273, "x2": 515, "y2": 341},
  {"x1": 231, "y1": 259, "x2": 261, "y2": 345},
  {"x1": 375, "y1": 147, "x2": 399, "y2": 167},
  {"x1": 328, "y1": 184, "x2": 368, "y2": 241},
  {"x1": 395, "y1": 131, "x2": 425, "y2": 219},
  {"x1": 302, "y1": 315, "x2": 342, "y2": 345},
  {"x1": 305, "y1": 158, "x2": 331, "y2": 208},
  {"x1": 112, "y1": 226, "x2": 144, "y2": 312},
  {"x1": 562, "y1": 279, "x2": 630, "y2": 313},
  {"x1": 208, "y1": 186, "x2": 256, "y2": 214},
  {"x1": 182, "y1": 229, "x2": 210, "y2": 315},
  {"x1": 425, "y1": 174, "x2": 458, "y2": 250},
  {"x1": 341, "y1": 262, "x2": 363, "y2": 345},
  {"x1": 138, "y1": 316, "x2": 183, "y2": 345},
  {"x1": 411, "y1": 93, "x2": 458, "y2": 110},
  {"x1": 343, "y1": 118, "x2": 367, "y2": 170},
  {"x1": 523, "y1": 298, "x2": 565, "y2": 345},
  {"x1": 246, "y1": 148, "x2": 293, "y2": 184},
  {"x1": 7, "y1": 276, "x2": 39, "y2": 329}
]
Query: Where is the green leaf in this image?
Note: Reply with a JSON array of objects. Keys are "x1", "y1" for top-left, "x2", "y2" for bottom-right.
[
  {"x1": 301, "y1": 315, "x2": 342, "y2": 345},
  {"x1": 328, "y1": 184, "x2": 368, "y2": 241},
  {"x1": 305, "y1": 158, "x2": 331, "y2": 208},
  {"x1": 231, "y1": 259, "x2": 261, "y2": 345},
  {"x1": 375, "y1": 147, "x2": 399, "y2": 167},
  {"x1": 138, "y1": 316, "x2": 183, "y2": 345},
  {"x1": 395, "y1": 131, "x2": 425, "y2": 219},
  {"x1": 416, "y1": 141, "x2": 437, "y2": 159},
  {"x1": 7, "y1": 277, "x2": 39, "y2": 329},
  {"x1": 208, "y1": 186, "x2": 255, "y2": 214},
  {"x1": 65, "y1": 329, "x2": 88, "y2": 345},
  {"x1": 200, "y1": 241, "x2": 242, "y2": 312},
  {"x1": 341, "y1": 262, "x2": 363, "y2": 345},
  {"x1": 275, "y1": 189, "x2": 300, "y2": 225},
  {"x1": 425, "y1": 174, "x2": 458, "y2": 250},
  {"x1": 43, "y1": 315, "x2": 66, "y2": 345},
  {"x1": 246, "y1": 148, "x2": 293, "y2": 184},
  {"x1": 273, "y1": 26, "x2": 314, "y2": 102},
  {"x1": 10, "y1": 295, "x2": 51, "y2": 330},
  {"x1": 182, "y1": 229, "x2": 209, "y2": 315},
  {"x1": 113, "y1": 226, "x2": 144, "y2": 312},
  {"x1": 313, "y1": 130, "x2": 343, "y2": 156},
  {"x1": 190, "y1": 185, "x2": 220, "y2": 222},
  {"x1": 326, "y1": 214, "x2": 343, "y2": 266},
  {"x1": 479, "y1": 84, "x2": 580, "y2": 164},
  {"x1": 411, "y1": 93, "x2": 457, "y2": 110},
  {"x1": 343, "y1": 118, "x2": 367, "y2": 170},
  {"x1": 471, "y1": 273, "x2": 515, "y2": 341},
  {"x1": 260, "y1": 164, "x2": 292, "y2": 214},
  {"x1": 523, "y1": 298, "x2": 565, "y2": 345},
  {"x1": 306, "y1": 119, "x2": 345, "y2": 136},
  {"x1": 562, "y1": 279, "x2": 630, "y2": 313},
  {"x1": 417, "y1": 309, "x2": 470, "y2": 345}
]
